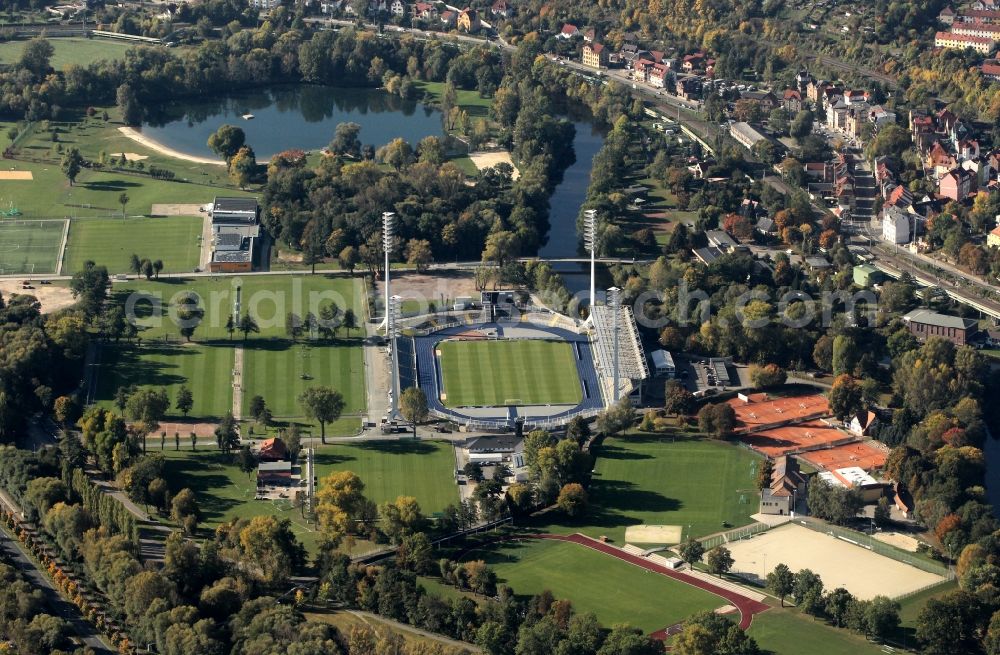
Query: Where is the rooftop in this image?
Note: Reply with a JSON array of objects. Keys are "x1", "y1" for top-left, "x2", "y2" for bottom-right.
[{"x1": 902, "y1": 308, "x2": 978, "y2": 330}]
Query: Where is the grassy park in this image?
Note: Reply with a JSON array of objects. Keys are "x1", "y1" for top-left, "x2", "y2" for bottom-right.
[
  {"x1": 0, "y1": 37, "x2": 135, "y2": 69},
  {"x1": 438, "y1": 339, "x2": 582, "y2": 407},
  {"x1": 63, "y1": 215, "x2": 202, "y2": 275},
  {"x1": 538, "y1": 434, "x2": 761, "y2": 543},
  {"x1": 313, "y1": 440, "x2": 459, "y2": 513},
  {"x1": 0, "y1": 218, "x2": 64, "y2": 274},
  {"x1": 461, "y1": 538, "x2": 722, "y2": 632},
  {"x1": 747, "y1": 609, "x2": 887, "y2": 655}
]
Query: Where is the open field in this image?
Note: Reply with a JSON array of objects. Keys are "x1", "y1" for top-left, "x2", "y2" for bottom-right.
[
  {"x1": 725, "y1": 523, "x2": 947, "y2": 600},
  {"x1": 0, "y1": 279, "x2": 75, "y2": 312},
  {"x1": 0, "y1": 37, "x2": 134, "y2": 69},
  {"x1": 461, "y1": 538, "x2": 723, "y2": 633},
  {"x1": 94, "y1": 344, "x2": 234, "y2": 420},
  {"x1": 539, "y1": 435, "x2": 760, "y2": 543},
  {"x1": 438, "y1": 339, "x2": 581, "y2": 407},
  {"x1": 63, "y1": 216, "x2": 202, "y2": 275},
  {"x1": 747, "y1": 608, "x2": 888, "y2": 655},
  {"x1": 242, "y1": 338, "x2": 365, "y2": 418},
  {"x1": 304, "y1": 609, "x2": 474, "y2": 652},
  {"x1": 313, "y1": 440, "x2": 458, "y2": 513},
  {"x1": 0, "y1": 219, "x2": 64, "y2": 274}
]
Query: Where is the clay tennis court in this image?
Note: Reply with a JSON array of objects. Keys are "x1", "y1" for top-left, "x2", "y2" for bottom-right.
[
  {"x1": 799, "y1": 440, "x2": 888, "y2": 471},
  {"x1": 737, "y1": 420, "x2": 850, "y2": 458},
  {"x1": 727, "y1": 393, "x2": 830, "y2": 431},
  {"x1": 725, "y1": 523, "x2": 946, "y2": 600},
  {"x1": 0, "y1": 170, "x2": 33, "y2": 180}
]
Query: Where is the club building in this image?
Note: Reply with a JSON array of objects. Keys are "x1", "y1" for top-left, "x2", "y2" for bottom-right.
[
  {"x1": 902, "y1": 308, "x2": 978, "y2": 346},
  {"x1": 209, "y1": 197, "x2": 261, "y2": 273}
]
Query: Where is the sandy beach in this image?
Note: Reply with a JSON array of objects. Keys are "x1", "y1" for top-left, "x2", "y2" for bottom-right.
[{"x1": 117, "y1": 127, "x2": 225, "y2": 166}]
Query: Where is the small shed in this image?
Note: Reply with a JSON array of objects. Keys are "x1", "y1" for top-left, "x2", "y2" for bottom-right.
[
  {"x1": 650, "y1": 349, "x2": 676, "y2": 378},
  {"x1": 853, "y1": 264, "x2": 883, "y2": 287}
]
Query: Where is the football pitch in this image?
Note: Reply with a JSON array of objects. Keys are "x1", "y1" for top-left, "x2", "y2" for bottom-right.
[
  {"x1": 437, "y1": 339, "x2": 582, "y2": 407},
  {"x1": 0, "y1": 219, "x2": 65, "y2": 274},
  {"x1": 63, "y1": 216, "x2": 202, "y2": 275}
]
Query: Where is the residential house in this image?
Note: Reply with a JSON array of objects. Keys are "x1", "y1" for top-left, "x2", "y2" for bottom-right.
[
  {"x1": 582, "y1": 42, "x2": 608, "y2": 69},
  {"x1": 885, "y1": 184, "x2": 914, "y2": 211},
  {"x1": 935, "y1": 31, "x2": 994, "y2": 53},
  {"x1": 782, "y1": 89, "x2": 803, "y2": 113},
  {"x1": 882, "y1": 205, "x2": 912, "y2": 244},
  {"x1": 827, "y1": 98, "x2": 850, "y2": 132},
  {"x1": 950, "y1": 20, "x2": 1000, "y2": 40},
  {"x1": 959, "y1": 8, "x2": 1000, "y2": 22},
  {"x1": 582, "y1": 27, "x2": 595, "y2": 43},
  {"x1": 457, "y1": 7, "x2": 480, "y2": 32},
  {"x1": 558, "y1": 23, "x2": 580, "y2": 39},
  {"x1": 759, "y1": 456, "x2": 806, "y2": 516},
  {"x1": 939, "y1": 6, "x2": 956, "y2": 24},
  {"x1": 902, "y1": 308, "x2": 978, "y2": 345},
  {"x1": 648, "y1": 63, "x2": 670, "y2": 88},
  {"x1": 940, "y1": 167, "x2": 974, "y2": 200},
  {"x1": 257, "y1": 437, "x2": 288, "y2": 462},
  {"x1": 675, "y1": 77, "x2": 702, "y2": 101},
  {"x1": 440, "y1": 10, "x2": 456, "y2": 27},
  {"x1": 982, "y1": 59, "x2": 1000, "y2": 80},
  {"x1": 741, "y1": 90, "x2": 778, "y2": 111},
  {"x1": 756, "y1": 216, "x2": 776, "y2": 236},
  {"x1": 390, "y1": 0, "x2": 404, "y2": 16},
  {"x1": 796, "y1": 70, "x2": 813, "y2": 94},
  {"x1": 975, "y1": 0, "x2": 999, "y2": 10},
  {"x1": 490, "y1": 0, "x2": 512, "y2": 18},
  {"x1": 988, "y1": 225, "x2": 1000, "y2": 247},
  {"x1": 681, "y1": 52, "x2": 705, "y2": 72},
  {"x1": 927, "y1": 141, "x2": 957, "y2": 179},
  {"x1": 868, "y1": 105, "x2": 897, "y2": 132},
  {"x1": 706, "y1": 229, "x2": 739, "y2": 252},
  {"x1": 413, "y1": 1, "x2": 436, "y2": 20},
  {"x1": 848, "y1": 411, "x2": 880, "y2": 437}
]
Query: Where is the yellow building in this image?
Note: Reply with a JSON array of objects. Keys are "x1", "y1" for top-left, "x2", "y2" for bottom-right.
[
  {"x1": 988, "y1": 225, "x2": 1000, "y2": 248},
  {"x1": 582, "y1": 42, "x2": 608, "y2": 69},
  {"x1": 457, "y1": 8, "x2": 480, "y2": 32}
]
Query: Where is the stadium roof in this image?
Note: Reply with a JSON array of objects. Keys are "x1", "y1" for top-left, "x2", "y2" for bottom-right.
[{"x1": 590, "y1": 304, "x2": 648, "y2": 396}]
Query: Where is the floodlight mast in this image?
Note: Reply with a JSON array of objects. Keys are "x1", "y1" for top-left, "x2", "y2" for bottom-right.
[
  {"x1": 388, "y1": 294, "x2": 402, "y2": 420},
  {"x1": 583, "y1": 209, "x2": 597, "y2": 321},
  {"x1": 378, "y1": 212, "x2": 395, "y2": 331},
  {"x1": 608, "y1": 286, "x2": 622, "y2": 404}
]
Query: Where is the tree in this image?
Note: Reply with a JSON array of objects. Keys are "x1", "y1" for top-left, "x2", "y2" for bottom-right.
[
  {"x1": 825, "y1": 587, "x2": 855, "y2": 627},
  {"x1": 378, "y1": 495, "x2": 425, "y2": 542},
  {"x1": 116, "y1": 83, "x2": 141, "y2": 126},
  {"x1": 376, "y1": 137, "x2": 415, "y2": 171},
  {"x1": 767, "y1": 563, "x2": 794, "y2": 606},
  {"x1": 175, "y1": 386, "x2": 193, "y2": 417},
  {"x1": 118, "y1": 192, "x2": 129, "y2": 219},
  {"x1": 338, "y1": 245, "x2": 359, "y2": 273},
  {"x1": 329, "y1": 122, "x2": 362, "y2": 158},
  {"x1": 61, "y1": 147, "x2": 82, "y2": 186},
  {"x1": 916, "y1": 590, "x2": 985, "y2": 655},
  {"x1": 595, "y1": 398, "x2": 635, "y2": 436},
  {"x1": 697, "y1": 403, "x2": 737, "y2": 438},
  {"x1": 298, "y1": 387, "x2": 344, "y2": 444},
  {"x1": 238, "y1": 313, "x2": 259, "y2": 341},
  {"x1": 238, "y1": 445, "x2": 257, "y2": 478},
  {"x1": 749, "y1": 363, "x2": 787, "y2": 388},
  {"x1": 342, "y1": 308, "x2": 358, "y2": 338},
  {"x1": 237, "y1": 515, "x2": 304, "y2": 584},
  {"x1": 53, "y1": 395, "x2": 79, "y2": 429},
  {"x1": 399, "y1": 386, "x2": 428, "y2": 438},
  {"x1": 214, "y1": 412, "x2": 240, "y2": 454},
  {"x1": 176, "y1": 293, "x2": 204, "y2": 342},
  {"x1": 225, "y1": 315, "x2": 235, "y2": 341},
  {"x1": 405, "y1": 238, "x2": 433, "y2": 272},
  {"x1": 828, "y1": 374, "x2": 863, "y2": 419},
  {"x1": 790, "y1": 110, "x2": 814, "y2": 140},
  {"x1": 126, "y1": 388, "x2": 170, "y2": 446},
  {"x1": 665, "y1": 380, "x2": 695, "y2": 416},
  {"x1": 866, "y1": 596, "x2": 901, "y2": 642},
  {"x1": 207, "y1": 124, "x2": 246, "y2": 162},
  {"x1": 19, "y1": 36, "x2": 54, "y2": 79},
  {"x1": 229, "y1": 145, "x2": 257, "y2": 188},
  {"x1": 873, "y1": 496, "x2": 892, "y2": 528},
  {"x1": 678, "y1": 538, "x2": 705, "y2": 565},
  {"x1": 755, "y1": 458, "x2": 774, "y2": 492},
  {"x1": 706, "y1": 546, "x2": 734, "y2": 577},
  {"x1": 152, "y1": 259, "x2": 163, "y2": 279},
  {"x1": 556, "y1": 483, "x2": 588, "y2": 517}
]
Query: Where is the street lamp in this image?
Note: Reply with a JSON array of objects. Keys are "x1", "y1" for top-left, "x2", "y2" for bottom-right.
[
  {"x1": 583, "y1": 209, "x2": 597, "y2": 319},
  {"x1": 378, "y1": 212, "x2": 395, "y2": 331}
]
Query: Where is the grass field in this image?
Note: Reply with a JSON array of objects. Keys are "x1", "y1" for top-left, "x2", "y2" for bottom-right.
[
  {"x1": 748, "y1": 609, "x2": 887, "y2": 655},
  {"x1": 242, "y1": 338, "x2": 365, "y2": 418},
  {"x1": 63, "y1": 216, "x2": 202, "y2": 275},
  {"x1": 0, "y1": 218, "x2": 64, "y2": 274},
  {"x1": 95, "y1": 344, "x2": 234, "y2": 420},
  {"x1": 538, "y1": 434, "x2": 761, "y2": 543},
  {"x1": 0, "y1": 37, "x2": 134, "y2": 69},
  {"x1": 96, "y1": 276, "x2": 366, "y2": 425},
  {"x1": 438, "y1": 339, "x2": 582, "y2": 407},
  {"x1": 462, "y1": 539, "x2": 722, "y2": 632},
  {"x1": 313, "y1": 440, "x2": 458, "y2": 513}
]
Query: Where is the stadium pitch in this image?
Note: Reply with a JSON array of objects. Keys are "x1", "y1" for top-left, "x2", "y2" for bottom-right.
[{"x1": 437, "y1": 338, "x2": 583, "y2": 407}]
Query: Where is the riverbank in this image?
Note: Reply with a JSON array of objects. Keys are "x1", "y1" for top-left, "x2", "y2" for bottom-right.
[{"x1": 117, "y1": 126, "x2": 226, "y2": 166}]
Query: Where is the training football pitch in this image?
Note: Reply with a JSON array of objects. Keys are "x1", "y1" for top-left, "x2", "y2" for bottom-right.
[
  {"x1": 462, "y1": 538, "x2": 722, "y2": 632},
  {"x1": 437, "y1": 339, "x2": 582, "y2": 407},
  {"x1": 0, "y1": 219, "x2": 65, "y2": 274},
  {"x1": 63, "y1": 216, "x2": 202, "y2": 275}
]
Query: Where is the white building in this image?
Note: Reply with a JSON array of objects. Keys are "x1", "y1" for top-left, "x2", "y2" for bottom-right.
[
  {"x1": 882, "y1": 206, "x2": 911, "y2": 244},
  {"x1": 650, "y1": 350, "x2": 676, "y2": 378}
]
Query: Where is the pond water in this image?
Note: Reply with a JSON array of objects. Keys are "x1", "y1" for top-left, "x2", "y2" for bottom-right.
[{"x1": 139, "y1": 85, "x2": 444, "y2": 159}]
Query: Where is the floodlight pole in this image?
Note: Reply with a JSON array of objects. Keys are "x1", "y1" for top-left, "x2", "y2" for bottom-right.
[
  {"x1": 608, "y1": 286, "x2": 621, "y2": 404},
  {"x1": 378, "y1": 212, "x2": 395, "y2": 331},
  {"x1": 583, "y1": 209, "x2": 597, "y2": 322},
  {"x1": 388, "y1": 294, "x2": 402, "y2": 420}
]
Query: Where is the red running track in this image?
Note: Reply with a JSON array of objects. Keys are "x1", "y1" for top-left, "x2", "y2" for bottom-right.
[{"x1": 536, "y1": 533, "x2": 769, "y2": 636}]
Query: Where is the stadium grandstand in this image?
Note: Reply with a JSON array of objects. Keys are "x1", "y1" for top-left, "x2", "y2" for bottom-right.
[{"x1": 589, "y1": 304, "x2": 648, "y2": 405}]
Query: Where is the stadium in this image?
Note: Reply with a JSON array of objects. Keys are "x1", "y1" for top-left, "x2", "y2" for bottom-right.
[{"x1": 397, "y1": 292, "x2": 649, "y2": 431}]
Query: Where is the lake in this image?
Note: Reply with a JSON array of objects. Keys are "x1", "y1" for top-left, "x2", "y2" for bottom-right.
[{"x1": 139, "y1": 85, "x2": 445, "y2": 159}]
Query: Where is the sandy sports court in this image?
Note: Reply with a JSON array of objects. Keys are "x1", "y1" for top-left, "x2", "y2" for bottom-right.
[
  {"x1": 0, "y1": 170, "x2": 33, "y2": 180},
  {"x1": 625, "y1": 524, "x2": 683, "y2": 544},
  {"x1": 0, "y1": 280, "x2": 75, "y2": 313},
  {"x1": 725, "y1": 523, "x2": 946, "y2": 599},
  {"x1": 727, "y1": 393, "x2": 831, "y2": 431},
  {"x1": 141, "y1": 421, "x2": 219, "y2": 442},
  {"x1": 799, "y1": 440, "x2": 888, "y2": 471},
  {"x1": 150, "y1": 203, "x2": 208, "y2": 216},
  {"x1": 874, "y1": 531, "x2": 922, "y2": 553},
  {"x1": 469, "y1": 150, "x2": 520, "y2": 179}
]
